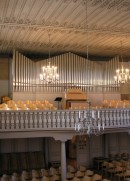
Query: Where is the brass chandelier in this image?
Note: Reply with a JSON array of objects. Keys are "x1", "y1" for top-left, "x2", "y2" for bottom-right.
[
  {"x1": 114, "y1": 41, "x2": 130, "y2": 84},
  {"x1": 74, "y1": 0, "x2": 105, "y2": 136},
  {"x1": 40, "y1": 33, "x2": 59, "y2": 84},
  {"x1": 75, "y1": 99, "x2": 105, "y2": 136}
]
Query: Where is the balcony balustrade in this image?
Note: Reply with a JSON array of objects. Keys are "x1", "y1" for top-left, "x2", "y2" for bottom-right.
[{"x1": 0, "y1": 108, "x2": 130, "y2": 133}]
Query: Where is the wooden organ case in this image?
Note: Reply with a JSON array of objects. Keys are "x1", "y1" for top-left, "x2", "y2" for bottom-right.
[{"x1": 64, "y1": 88, "x2": 87, "y2": 109}]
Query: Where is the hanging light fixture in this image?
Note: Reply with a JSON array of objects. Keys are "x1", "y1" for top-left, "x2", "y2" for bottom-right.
[
  {"x1": 40, "y1": 33, "x2": 59, "y2": 84},
  {"x1": 75, "y1": 100, "x2": 105, "y2": 136},
  {"x1": 114, "y1": 41, "x2": 130, "y2": 84},
  {"x1": 74, "y1": 0, "x2": 105, "y2": 136}
]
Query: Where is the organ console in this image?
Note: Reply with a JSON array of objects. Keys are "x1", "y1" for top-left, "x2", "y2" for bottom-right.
[{"x1": 64, "y1": 88, "x2": 88, "y2": 109}]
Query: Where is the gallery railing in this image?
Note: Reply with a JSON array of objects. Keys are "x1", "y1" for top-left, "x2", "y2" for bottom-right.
[{"x1": 0, "y1": 108, "x2": 129, "y2": 132}]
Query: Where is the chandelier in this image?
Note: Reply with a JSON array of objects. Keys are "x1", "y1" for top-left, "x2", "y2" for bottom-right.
[
  {"x1": 75, "y1": 99, "x2": 104, "y2": 136},
  {"x1": 114, "y1": 41, "x2": 130, "y2": 84},
  {"x1": 40, "y1": 34, "x2": 59, "y2": 84},
  {"x1": 74, "y1": 0, "x2": 104, "y2": 136}
]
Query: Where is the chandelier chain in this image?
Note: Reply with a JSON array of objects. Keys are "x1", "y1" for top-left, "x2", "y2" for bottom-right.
[
  {"x1": 120, "y1": 41, "x2": 123, "y2": 66},
  {"x1": 48, "y1": 33, "x2": 51, "y2": 61}
]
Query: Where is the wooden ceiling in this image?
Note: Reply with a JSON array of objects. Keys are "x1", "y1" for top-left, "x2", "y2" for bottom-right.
[{"x1": 0, "y1": 0, "x2": 130, "y2": 60}]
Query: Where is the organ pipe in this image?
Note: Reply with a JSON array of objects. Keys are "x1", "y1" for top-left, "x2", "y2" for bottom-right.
[
  {"x1": 12, "y1": 50, "x2": 35, "y2": 92},
  {"x1": 12, "y1": 50, "x2": 123, "y2": 93}
]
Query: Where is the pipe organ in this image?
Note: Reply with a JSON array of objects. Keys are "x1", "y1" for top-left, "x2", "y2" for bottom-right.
[
  {"x1": 12, "y1": 50, "x2": 121, "y2": 93},
  {"x1": 13, "y1": 50, "x2": 35, "y2": 93}
]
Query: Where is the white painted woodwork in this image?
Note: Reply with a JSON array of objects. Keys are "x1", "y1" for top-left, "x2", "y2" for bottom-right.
[
  {"x1": 0, "y1": 108, "x2": 130, "y2": 134},
  {"x1": 61, "y1": 141, "x2": 67, "y2": 181}
]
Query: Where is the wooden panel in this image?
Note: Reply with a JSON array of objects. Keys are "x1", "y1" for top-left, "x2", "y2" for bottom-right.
[
  {"x1": 77, "y1": 136, "x2": 90, "y2": 167},
  {"x1": 0, "y1": 58, "x2": 9, "y2": 101},
  {"x1": 28, "y1": 138, "x2": 43, "y2": 152},
  {"x1": 0, "y1": 59, "x2": 9, "y2": 80},
  {"x1": 107, "y1": 132, "x2": 130, "y2": 155},
  {"x1": 48, "y1": 137, "x2": 61, "y2": 162},
  {"x1": 108, "y1": 133, "x2": 119, "y2": 154},
  {"x1": 119, "y1": 132, "x2": 129, "y2": 153},
  {"x1": 0, "y1": 138, "x2": 43, "y2": 153},
  {"x1": 89, "y1": 135, "x2": 103, "y2": 167},
  {"x1": 14, "y1": 139, "x2": 27, "y2": 152},
  {"x1": 0, "y1": 139, "x2": 13, "y2": 153}
]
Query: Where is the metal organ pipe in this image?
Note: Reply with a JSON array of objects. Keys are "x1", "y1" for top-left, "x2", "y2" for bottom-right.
[{"x1": 12, "y1": 51, "x2": 121, "y2": 93}]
